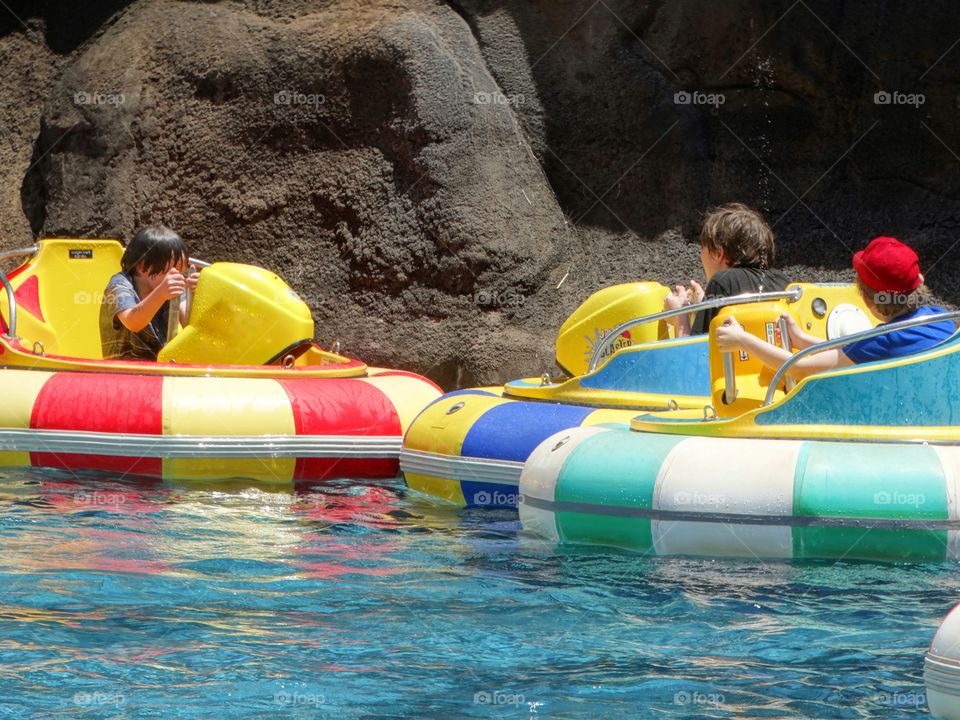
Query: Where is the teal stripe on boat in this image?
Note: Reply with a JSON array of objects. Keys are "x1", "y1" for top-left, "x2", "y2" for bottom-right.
[
  {"x1": 555, "y1": 432, "x2": 685, "y2": 551},
  {"x1": 792, "y1": 441, "x2": 948, "y2": 562}
]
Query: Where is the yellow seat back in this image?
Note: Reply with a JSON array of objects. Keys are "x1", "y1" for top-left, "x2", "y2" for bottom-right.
[
  {"x1": 1, "y1": 239, "x2": 124, "y2": 359},
  {"x1": 785, "y1": 282, "x2": 876, "y2": 338},
  {"x1": 709, "y1": 302, "x2": 795, "y2": 417}
]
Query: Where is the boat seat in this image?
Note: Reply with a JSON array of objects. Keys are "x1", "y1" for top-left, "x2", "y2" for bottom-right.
[{"x1": 0, "y1": 238, "x2": 124, "y2": 360}]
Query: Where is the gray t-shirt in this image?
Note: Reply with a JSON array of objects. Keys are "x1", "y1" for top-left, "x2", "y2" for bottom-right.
[{"x1": 99, "y1": 271, "x2": 168, "y2": 360}]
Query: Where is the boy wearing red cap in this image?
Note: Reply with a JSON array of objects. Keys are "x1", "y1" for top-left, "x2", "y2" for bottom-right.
[{"x1": 715, "y1": 236, "x2": 955, "y2": 379}]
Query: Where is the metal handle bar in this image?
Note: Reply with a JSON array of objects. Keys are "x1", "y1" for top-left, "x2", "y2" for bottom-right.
[
  {"x1": 588, "y1": 286, "x2": 803, "y2": 372},
  {"x1": 0, "y1": 245, "x2": 39, "y2": 338},
  {"x1": 763, "y1": 309, "x2": 960, "y2": 405}
]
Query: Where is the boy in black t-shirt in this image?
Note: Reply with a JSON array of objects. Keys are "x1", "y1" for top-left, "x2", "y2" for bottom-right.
[{"x1": 665, "y1": 204, "x2": 789, "y2": 336}]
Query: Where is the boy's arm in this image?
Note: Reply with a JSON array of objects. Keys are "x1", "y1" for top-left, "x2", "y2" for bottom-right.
[
  {"x1": 716, "y1": 317, "x2": 853, "y2": 380},
  {"x1": 664, "y1": 285, "x2": 692, "y2": 337},
  {"x1": 782, "y1": 313, "x2": 821, "y2": 350},
  {"x1": 116, "y1": 270, "x2": 185, "y2": 333}
]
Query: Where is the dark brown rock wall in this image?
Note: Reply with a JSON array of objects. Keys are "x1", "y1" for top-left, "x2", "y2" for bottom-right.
[{"x1": 2, "y1": 1, "x2": 959, "y2": 385}]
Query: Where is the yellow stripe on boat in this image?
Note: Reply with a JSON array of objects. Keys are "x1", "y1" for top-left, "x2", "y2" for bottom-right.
[
  {"x1": 401, "y1": 394, "x2": 510, "y2": 505},
  {"x1": 360, "y1": 370, "x2": 443, "y2": 434},
  {"x1": 0, "y1": 370, "x2": 52, "y2": 467},
  {"x1": 161, "y1": 376, "x2": 297, "y2": 483}
]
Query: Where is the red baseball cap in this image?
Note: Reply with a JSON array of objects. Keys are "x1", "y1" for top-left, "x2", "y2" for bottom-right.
[{"x1": 852, "y1": 236, "x2": 921, "y2": 293}]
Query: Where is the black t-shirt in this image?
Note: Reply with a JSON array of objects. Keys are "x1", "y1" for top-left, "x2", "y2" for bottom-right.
[{"x1": 691, "y1": 267, "x2": 790, "y2": 335}]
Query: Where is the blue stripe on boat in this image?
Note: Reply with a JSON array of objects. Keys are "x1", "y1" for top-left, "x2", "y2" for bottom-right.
[
  {"x1": 462, "y1": 402, "x2": 595, "y2": 462},
  {"x1": 579, "y1": 339, "x2": 710, "y2": 396}
]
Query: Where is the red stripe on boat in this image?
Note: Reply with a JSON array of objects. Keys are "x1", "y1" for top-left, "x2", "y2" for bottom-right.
[
  {"x1": 30, "y1": 373, "x2": 164, "y2": 476},
  {"x1": 277, "y1": 378, "x2": 401, "y2": 482},
  {"x1": 13, "y1": 275, "x2": 44, "y2": 321}
]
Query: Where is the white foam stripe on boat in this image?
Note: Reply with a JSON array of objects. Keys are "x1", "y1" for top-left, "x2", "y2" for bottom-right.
[
  {"x1": 519, "y1": 426, "x2": 613, "y2": 544},
  {"x1": 933, "y1": 445, "x2": 960, "y2": 562},
  {"x1": 652, "y1": 437, "x2": 802, "y2": 559},
  {"x1": 0, "y1": 428, "x2": 401, "y2": 458},
  {"x1": 399, "y1": 449, "x2": 523, "y2": 486}
]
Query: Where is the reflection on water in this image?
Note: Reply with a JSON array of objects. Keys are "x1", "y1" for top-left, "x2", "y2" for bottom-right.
[{"x1": 0, "y1": 467, "x2": 956, "y2": 718}]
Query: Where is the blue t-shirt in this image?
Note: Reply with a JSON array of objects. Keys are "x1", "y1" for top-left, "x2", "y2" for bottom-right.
[{"x1": 843, "y1": 306, "x2": 956, "y2": 364}]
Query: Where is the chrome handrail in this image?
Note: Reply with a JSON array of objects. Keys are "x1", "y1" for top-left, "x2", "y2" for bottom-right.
[
  {"x1": 0, "y1": 273, "x2": 16, "y2": 338},
  {"x1": 587, "y1": 286, "x2": 803, "y2": 372},
  {"x1": 188, "y1": 257, "x2": 211, "y2": 268},
  {"x1": 0, "y1": 245, "x2": 39, "y2": 338},
  {"x1": 0, "y1": 245, "x2": 38, "y2": 264},
  {"x1": 763, "y1": 309, "x2": 960, "y2": 406}
]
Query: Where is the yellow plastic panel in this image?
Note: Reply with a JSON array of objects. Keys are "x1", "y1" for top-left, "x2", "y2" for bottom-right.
[
  {"x1": 1, "y1": 239, "x2": 124, "y2": 359},
  {"x1": 582, "y1": 407, "x2": 647, "y2": 425},
  {"x1": 787, "y1": 282, "x2": 878, "y2": 339},
  {"x1": 556, "y1": 282, "x2": 670, "y2": 376},
  {"x1": 159, "y1": 263, "x2": 314, "y2": 365},
  {"x1": 161, "y1": 376, "x2": 297, "y2": 483},
  {"x1": 709, "y1": 302, "x2": 793, "y2": 417},
  {"x1": 0, "y1": 369, "x2": 53, "y2": 468}
]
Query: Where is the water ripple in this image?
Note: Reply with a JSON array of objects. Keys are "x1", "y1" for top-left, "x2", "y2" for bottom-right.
[{"x1": 0, "y1": 470, "x2": 951, "y2": 718}]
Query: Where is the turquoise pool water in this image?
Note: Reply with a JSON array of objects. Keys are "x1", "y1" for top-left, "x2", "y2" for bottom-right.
[{"x1": 0, "y1": 469, "x2": 956, "y2": 718}]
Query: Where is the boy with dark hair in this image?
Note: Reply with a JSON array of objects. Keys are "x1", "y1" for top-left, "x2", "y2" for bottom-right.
[
  {"x1": 716, "y1": 236, "x2": 956, "y2": 378},
  {"x1": 99, "y1": 226, "x2": 200, "y2": 360},
  {"x1": 666, "y1": 203, "x2": 789, "y2": 336}
]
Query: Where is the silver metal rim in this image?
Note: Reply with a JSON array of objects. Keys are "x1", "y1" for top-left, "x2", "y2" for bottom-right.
[
  {"x1": 925, "y1": 655, "x2": 960, "y2": 692},
  {"x1": 0, "y1": 428, "x2": 401, "y2": 458},
  {"x1": 399, "y1": 448, "x2": 523, "y2": 486}
]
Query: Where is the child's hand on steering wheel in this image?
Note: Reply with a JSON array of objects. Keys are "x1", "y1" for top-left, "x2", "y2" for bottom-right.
[
  {"x1": 157, "y1": 268, "x2": 186, "y2": 300},
  {"x1": 186, "y1": 266, "x2": 201, "y2": 293},
  {"x1": 715, "y1": 316, "x2": 746, "y2": 352}
]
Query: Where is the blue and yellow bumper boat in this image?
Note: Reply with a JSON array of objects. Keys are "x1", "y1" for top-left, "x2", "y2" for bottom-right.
[{"x1": 402, "y1": 281, "x2": 874, "y2": 507}]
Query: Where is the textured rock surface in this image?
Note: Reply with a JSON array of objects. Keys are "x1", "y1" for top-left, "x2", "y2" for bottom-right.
[{"x1": 2, "y1": 1, "x2": 959, "y2": 386}]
